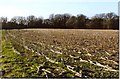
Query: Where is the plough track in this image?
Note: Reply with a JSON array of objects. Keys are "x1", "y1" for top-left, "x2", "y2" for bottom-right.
[{"x1": 3, "y1": 30, "x2": 118, "y2": 77}]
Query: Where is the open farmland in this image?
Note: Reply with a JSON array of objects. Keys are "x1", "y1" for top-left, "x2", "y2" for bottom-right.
[{"x1": 1, "y1": 29, "x2": 119, "y2": 78}]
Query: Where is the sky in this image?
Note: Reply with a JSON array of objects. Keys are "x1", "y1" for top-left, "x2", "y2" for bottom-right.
[{"x1": 0, "y1": 0, "x2": 119, "y2": 20}]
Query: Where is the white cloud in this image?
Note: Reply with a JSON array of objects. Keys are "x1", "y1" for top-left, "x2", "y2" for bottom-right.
[
  {"x1": 0, "y1": 6, "x2": 28, "y2": 19},
  {"x1": 0, "y1": 0, "x2": 118, "y2": 20}
]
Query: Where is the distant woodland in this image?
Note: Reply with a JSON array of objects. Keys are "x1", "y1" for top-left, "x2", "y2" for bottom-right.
[{"x1": 0, "y1": 12, "x2": 119, "y2": 29}]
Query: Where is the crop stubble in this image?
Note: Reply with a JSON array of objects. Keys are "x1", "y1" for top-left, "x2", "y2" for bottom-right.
[{"x1": 2, "y1": 29, "x2": 119, "y2": 78}]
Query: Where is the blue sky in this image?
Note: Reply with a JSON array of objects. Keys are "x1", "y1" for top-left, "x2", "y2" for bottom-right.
[{"x1": 0, "y1": 0, "x2": 118, "y2": 19}]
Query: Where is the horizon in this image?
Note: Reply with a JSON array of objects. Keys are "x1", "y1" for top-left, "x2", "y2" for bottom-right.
[{"x1": 0, "y1": 0, "x2": 118, "y2": 20}]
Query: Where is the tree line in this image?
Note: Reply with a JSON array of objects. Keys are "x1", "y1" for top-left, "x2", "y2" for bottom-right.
[{"x1": 0, "y1": 12, "x2": 119, "y2": 29}]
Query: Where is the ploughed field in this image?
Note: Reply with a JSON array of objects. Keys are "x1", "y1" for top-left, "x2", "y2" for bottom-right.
[{"x1": 1, "y1": 29, "x2": 119, "y2": 78}]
